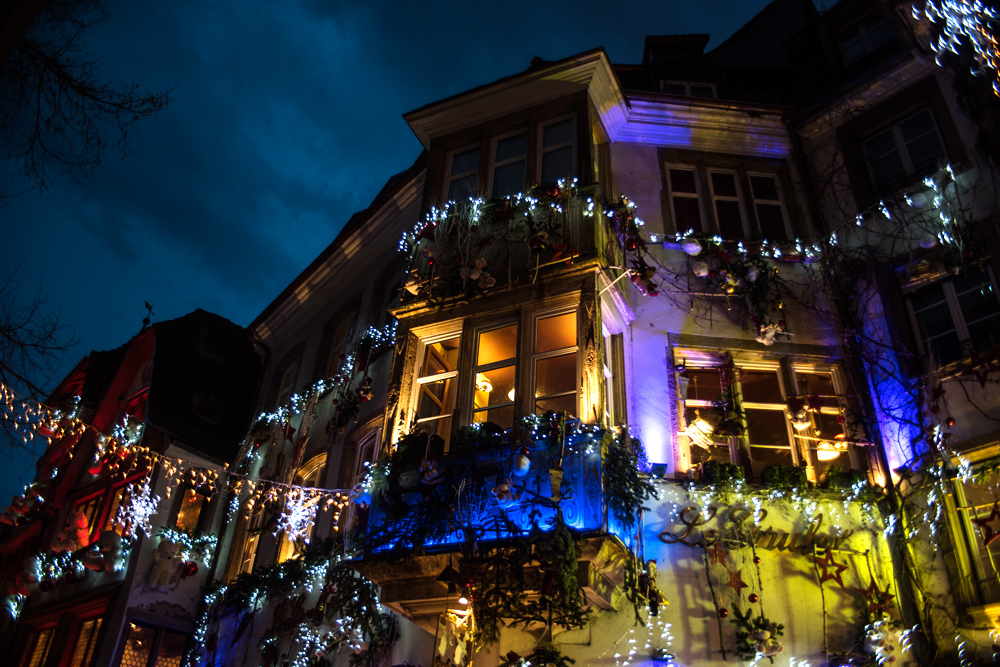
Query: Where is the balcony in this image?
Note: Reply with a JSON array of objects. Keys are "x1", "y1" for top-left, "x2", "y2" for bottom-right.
[{"x1": 351, "y1": 423, "x2": 646, "y2": 633}]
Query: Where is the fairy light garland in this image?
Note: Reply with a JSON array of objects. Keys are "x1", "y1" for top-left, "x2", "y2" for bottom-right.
[{"x1": 916, "y1": 0, "x2": 1000, "y2": 95}]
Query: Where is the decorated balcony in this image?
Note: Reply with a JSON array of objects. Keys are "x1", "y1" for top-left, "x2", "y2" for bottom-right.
[{"x1": 351, "y1": 419, "x2": 655, "y2": 633}]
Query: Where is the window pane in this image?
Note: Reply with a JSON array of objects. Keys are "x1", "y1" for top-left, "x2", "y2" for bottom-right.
[
  {"x1": 535, "y1": 354, "x2": 576, "y2": 398},
  {"x1": 967, "y1": 318, "x2": 1000, "y2": 353},
  {"x1": 690, "y1": 85, "x2": 715, "y2": 98},
  {"x1": 496, "y1": 133, "x2": 527, "y2": 162},
  {"x1": 154, "y1": 630, "x2": 188, "y2": 667},
  {"x1": 711, "y1": 172, "x2": 738, "y2": 197},
  {"x1": 474, "y1": 405, "x2": 514, "y2": 429},
  {"x1": 535, "y1": 394, "x2": 577, "y2": 416},
  {"x1": 926, "y1": 331, "x2": 963, "y2": 364},
  {"x1": 175, "y1": 489, "x2": 206, "y2": 534},
  {"x1": 745, "y1": 409, "x2": 791, "y2": 448},
  {"x1": 910, "y1": 282, "x2": 948, "y2": 312},
  {"x1": 815, "y1": 412, "x2": 845, "y2": 440},
  {"x1": 69, "y1": 618, "x2": 103, "y2": 667},
  {"x1": 417, "y1": 378, "x2": 456, "y2": 420},
  {"x1": 914, "y1": 301, "x2": 957, "y2": 340},
  {"x1": 740, "y1": 371, "x2": 783, "y2": 403},
  {"x1": 542, "y1": 119, "x2": 573, "y2": 147},
  {"x1": 865, "y1": 129, "x2": 904, "y2": 185},
  {"x1": 685, "y1": 369, "x2": 721, "y2": 402},
  {"x1": 672, "y1": 197, "x2": 702, "y2": 232},
  {"x1": 22, "y1": 629, "x2": 54, "y2": 667},
  {"x1": 749, "y1": 445, "x2": 794, "y2": 466},
  {"x1": 477, "y1": 325, "x2": 518, "y2": 365},
  {"x1": 492, "y1": 160, "x2": 526, "y2": 197},
  {"x1": 451, "y1": 148, "x2": 479, "y2": 175},
  {"x1": 750, "y1": 175, "x2": 779, "y2": 201},
  {"x1": 473, "y1": 365, "x2": 515, "y2": 409},
  {"x1": 840, "y1": 30, "x2": 867, "y2": 63},
  {"x1": 119, "y1": 625, "x2": 156, "y2": 667},
  {"x1": 866, "y1": 16, "x2": 894, "y2": 48},
  {"x1": 715, "y1": 200, "x2": 743, "y2": 239},
  {"x1": 690, "y1": 444, "x2": 731, "y2": 466},
  {"x1": 669, "y1": 169, "x2": 697, "y2": 193},
  {"x1": 796, "y1": 373, "x2": 838, "y2": 407},
  {"x1": 421, "y1": 338, "x2": 460, "y2": 376},
  {"x1": 540, "y1": 146, "x2": 573, "y2": 185},
  {"x1": 447, "y1": 174, "x2": 479, "y2": 202},
  {"x1": 662, "y1": 83, "x2": 686, "y2": 95},
  {"x1": 756, "y1": 203, "x2": 786, "y2": 240},
  {"x1": 536, "y1": 312, "x2": 577, "y2": 353}
]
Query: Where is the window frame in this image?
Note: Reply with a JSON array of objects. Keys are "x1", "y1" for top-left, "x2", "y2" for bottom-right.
[
  {"x1": 445, "y1": 144, "x2": 482, "y2": 204},
  {"x1": 747, "y1": 171, "x2": 791, "y2": 240},
  {"x1": 537, "y1": 114, "x2": 577, "y2": 187},
  {"x1": 707, "y1": 168, "x2": 750, "y2": 239},
  {"x1": 664, "y1": 164, "x2": 704, "y2": 234},
  {"x1": 837, "y1": 13, "x2": 896, "y2": 66},
  {"x1": 404, "y1": 300, "x2": 583, "y2": 447},
  {"x1": 677, "y1": 353, "x2": 863, "y2": 482},
  {"x1": 115, "y1": 620, "x2": 191, "y2": 667},
  {"x1": 904, "y1": 266, "x2": 1000, "y2": 365},
  {"x1": 489, "y1": 129, "x2": 529, "y2": 198},
  {"x1": 659, "y1": 80, "x2": 718, "y2": 98},
  {"x1": 862, "y1": 106, "x2": 946, "y2": 192},
  {"x1": 411, "y1": 330, "x2": 463, "y2": 447}
]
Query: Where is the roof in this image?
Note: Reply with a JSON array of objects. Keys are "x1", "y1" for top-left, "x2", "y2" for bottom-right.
[{"x1": 706, "y1": 0, "x2": 819, "y2": 68}]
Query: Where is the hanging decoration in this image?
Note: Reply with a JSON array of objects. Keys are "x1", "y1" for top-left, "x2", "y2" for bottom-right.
[
  {"x1": 916, "y1": 0, "x2": 1000, "y2": 96},
  {"x1": 812, "y1": 548, "x2": 850, "y2": 588}
]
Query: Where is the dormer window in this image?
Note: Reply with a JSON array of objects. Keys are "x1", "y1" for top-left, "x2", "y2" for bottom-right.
[
  {"x1": 440, "y1": 112, "x2": 577, "y2": 205},
  {"x1": 838, "y1": 14, "x2": 895, "y2": 65}
]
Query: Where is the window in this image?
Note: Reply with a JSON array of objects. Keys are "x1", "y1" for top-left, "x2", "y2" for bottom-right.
[
  {"x1": 491, "y1": 132, "x2": 528, "y2": 197},
  {"x1": 539, "y1": 117, "x2": 575, "y2": 186},
  {"x1": 277, "y1": 454, "x2": 327, "y2": 562},
  {"x1": 708, "y1": 170, "x2": 746, "y2": 239},
  {"x1": 863, "y1": 107, "x2": 944, "y2": 191},
  {"x1": 18, "y1": 627, "x2": 55, "y2": 667},
  {"x1": 667, "y1": 167, "x2": 702, "y2": 233},
  {"x1": 906, "y1": 267, "x2": 1000, "y2": 365},
  {"x1": 173, "y1": 488, "x2": 209, "y2": 534},
  {"x1": 413, "y1": 335, "x2": 461, "y2": 445},
  {"x1": 839, "y1": 15, "x2": 895, "y2": 65},
  {"x1": 665, "y1": 165, "x2": 789, "y2": 240},
  {"x1": 532, "y1": 311, "x2": 578, "y2": 416},
  {"x1": 472, "y1": 323, "x2": 519, "y2": 428},
  {"x1": 408, "y1": 307, "x2": 581, "y2": 442},
  {"x1": 69, "y1": 617, "x2": 104, "y2": 667},
  {"x1": 660, "y1": 80, "x2": 717, "y2": 98},
  {"x1": 234, "y1": 505, "x2": 264, "y2": 577},
  {"x1": 274, "y1": 360, "x2": 299, "y2": 410},
  {"x1": 117, "y1": 622, "x2": 189, "y2": 667},
  {"x1": 327, "y1": 307, "x2": 358, "y2": 376},
  {"x1": 447, "y1": 146, "x2": 480, "y2": 203},
  {"x1": 678, "y1": 355, "x2": 860, "y2": 481},
  {"x1": 748, "y1": 174, "x2": 789, "y2": 240}
]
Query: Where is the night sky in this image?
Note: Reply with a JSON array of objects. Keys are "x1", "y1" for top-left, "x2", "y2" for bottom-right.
[{"x1": 2, "y1": 0, "x2": 784, "y2": 505}]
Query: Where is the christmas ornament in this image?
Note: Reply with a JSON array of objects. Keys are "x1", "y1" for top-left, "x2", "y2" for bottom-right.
[
  {"x1": 719, "y1": 608, "x2": 729, "y2": 617},
  {"x1": 708, "y1": 541, "x2": 729, "y2": 565},
  {"x1": 682, "y1": 239, "x2": 703, "y2": 256},
  {"x1": 855, "y1": 579, "x2": 895, "y2": 616},
  {"x1": 725, "y1": 567, "x2": 749, "y2": 593},
  {"x1": 748, "y1": 593, "x2": 759, "y2": 603},
  {"x1": 693, "y1": 261, "x2": 710, "y2": 277},
  {"x1": 184, "y1": 561, "x2": 199, "y2": 577},
  {"x1": 812, "y1": 548, "x2": 849, "y2": 588}
]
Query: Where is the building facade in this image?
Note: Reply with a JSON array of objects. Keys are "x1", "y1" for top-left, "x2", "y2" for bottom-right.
[{"x1": 5, "y1": 0, "x2": 1000, "y2": 665}]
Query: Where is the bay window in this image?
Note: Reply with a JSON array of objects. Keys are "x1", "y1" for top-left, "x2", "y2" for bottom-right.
[{"x1": 407, "y1": 306, "x2": 581, "y2": 444}]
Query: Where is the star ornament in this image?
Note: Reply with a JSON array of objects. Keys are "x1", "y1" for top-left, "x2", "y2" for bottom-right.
[
  {"x1": 812, "y1": 549, "x2": 849, "y2": 588},
  {"x1": 708, "y1": 540, "x2": 730, "y2": 565},
  {"x1": 973, "y1": 502, "x2": 1000, "y2": 547},
  {"x1": 855, "y1": 579, "x2": 895, "y2": 615},
  {"x1": 725, "y1": 567, "x2": 749, "y2": 594}
]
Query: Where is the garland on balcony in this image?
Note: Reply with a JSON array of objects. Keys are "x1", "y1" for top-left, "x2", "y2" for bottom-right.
[
  {"x1": 190, "y1": 538, "x2": 395, "y2": 667},
  {"x1": 398, "y1": 180, "x2": 597, "y2": 300}
]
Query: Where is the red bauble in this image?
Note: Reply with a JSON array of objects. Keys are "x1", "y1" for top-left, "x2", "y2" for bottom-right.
[
  {"x1": 184, "y1": 561, "x2": 199, "y2": 577},
  {"x1": 625, "y1": 238, "x2": 639, "y2": 252},
  {"x1": 753, "y1": 556, "x2": 761, "y2": 564},
  {"x1": 454, "y1": 255, "x2": 462, "y2": 263},
  {"x1": 946, "y1": 417, "x2": 956, "y2": 427},
  {"x1": 470, "y1": 224, "x2": 478, "y2": 232},
  {"x1": 520, "y1": 446, "x2": 530, "y2": 456},
  {"x1": 427, "y1": 258, "x2": 435, "y2": 266},
  {"x1": 837, "y1": 414, "x2": 845, "y2": 424},
  {"x1": 719, "y1": 608, "x2": 728, "y2": 618},
  {"x1": 749, "y1": 593, "x2": 759, "y2": 603}
]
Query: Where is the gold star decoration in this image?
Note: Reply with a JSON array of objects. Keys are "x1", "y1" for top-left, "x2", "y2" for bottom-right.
[
  {"x1": 708, "y1": 540, "x2": 729, "y2": 565},
  {"x1": 812, "y1": 549, "x2": 849, "y2": 588},
  {"x1": 973, "y1": 502, "x2": 1000, "y2": 547},
  {"x1": 725, "y1": 567, "x2": 748, "y2": 594},
  {"x1": 855, "y1": 579, "x2": 895, "y2": 615}
]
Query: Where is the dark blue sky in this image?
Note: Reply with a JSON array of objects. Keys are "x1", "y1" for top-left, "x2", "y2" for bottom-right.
[{"x1": 1, "y1": 0, "x2": 782, "y2": 504}]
